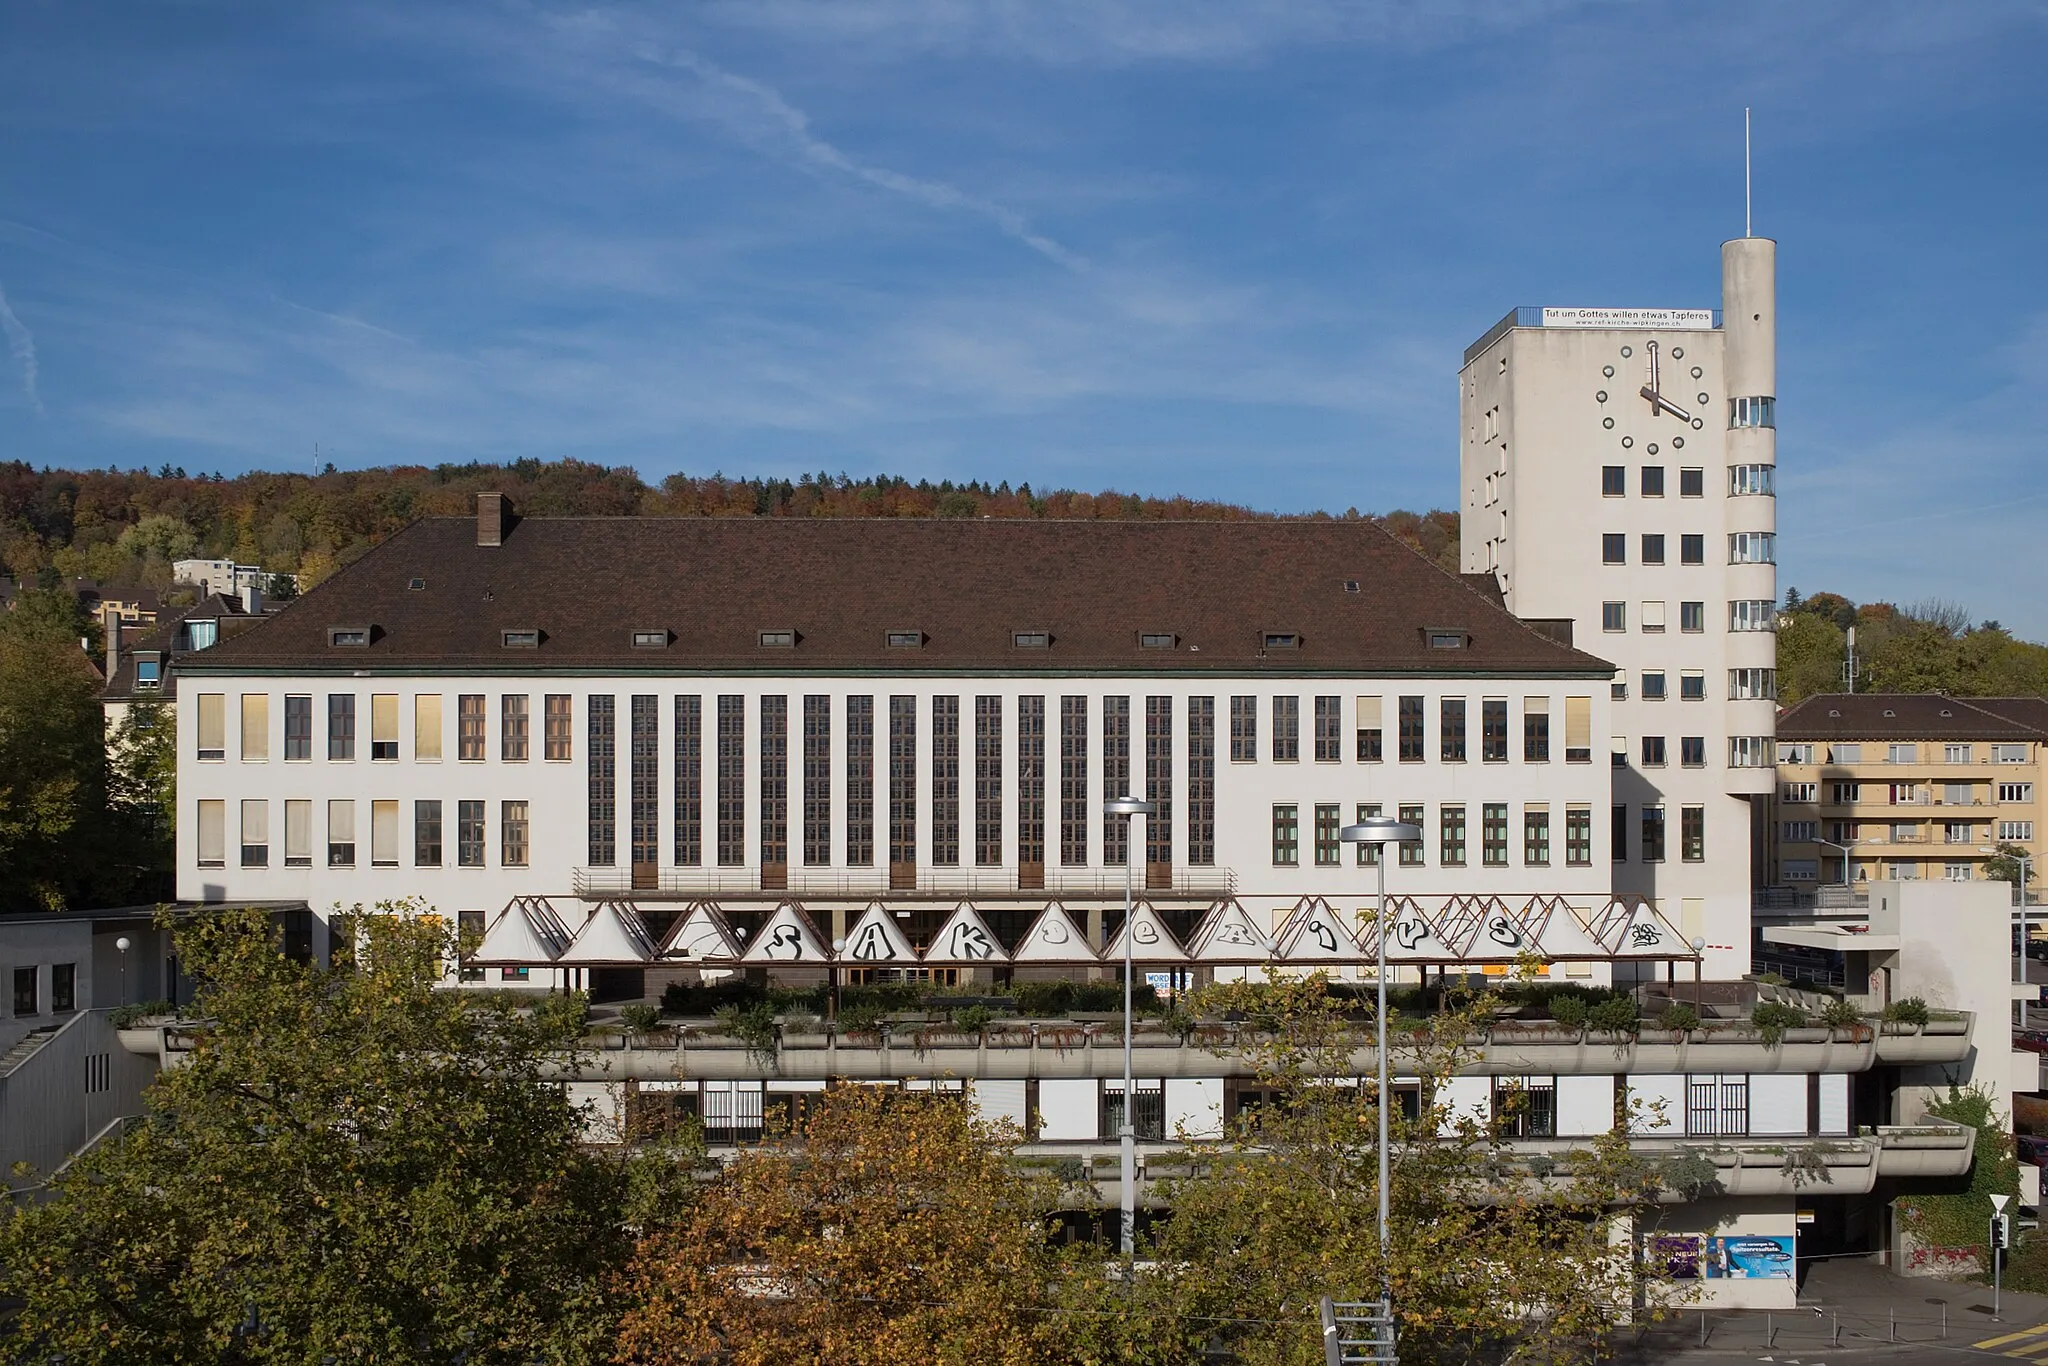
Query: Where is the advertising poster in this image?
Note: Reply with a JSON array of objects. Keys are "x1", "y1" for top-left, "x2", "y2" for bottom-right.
[
  {"x1": 1704, "y1": 1235, "x2": 1796, "y2": 1279},
  {"x1": 1645, "y1": 1234, "x2": 1705, "y2": 1279}
]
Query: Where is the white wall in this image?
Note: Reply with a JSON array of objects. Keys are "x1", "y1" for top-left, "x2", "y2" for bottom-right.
[
  {"x1": 1037, "y1": 1078, "x2": 1098, "y2": 1141},
  {"x1": 1556, "y1": 1073, "x2": 1614, "y2": 1136},
  {"x1": 1165, "y1": 1077, "x2": 1224, "y2": 1140}
]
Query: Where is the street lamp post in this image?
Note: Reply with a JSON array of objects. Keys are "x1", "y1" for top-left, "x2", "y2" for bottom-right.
[
  {"x1": 1816, "y1": 838, "x2": 1857, "y2": 889},
  {"x1": 1980, "y1": 848, "x2": 2036, "y2": 1017},
  {"x1": 1103, "y1": 795, "x2": 1155, "y2": 1268},
  {"x1": 1339, "y1": 814, "x2": 1423, "y2": 1337}
]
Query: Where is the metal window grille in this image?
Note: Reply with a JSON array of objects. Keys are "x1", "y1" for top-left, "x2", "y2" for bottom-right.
[
  {"x1": 587, "y1": 695, "x2": 616, "y2": 866},
  {"x1": 716, "y1": 696, "x2": 745, "y2": 867},
  {"x1": 675, "y1": 696, "x2": 701, "y2": 866},
  {"x1": 846, "y1": 696, "x2": 874, "y2": 866},
  {"x1": 932, "y1": 696, "x2": 960, "y2": 866},
  {"x1": 803, "y1": 696, "x2": 830, "y2": 867},
  {"x1": 889, "y1": 696, "x2": 917, "y2": 872},
  {"x1": 1188, "y1": 697, "x2": 1215, "y2": 866},
  {"x1": 1687, "y1": 1077, "x2": 1749, "y2": 1136},
  {"x1": 1103, "y1": 697, "x2": 1130, "y2": 865},
  {"x1": 1145, "y1": 696, "x2": 1172, "y2": 872},
  {"x1": 759, "y1": 695, "x2": 787, "y2": 871},
  {"x1": 1060, "y1": 696, "x2": 1089, "y2": 866},
  {"x1": 1019, "y1": 696, "x2": 1046, "y2": 868},
  {"x1": 975, "y1": 696, "x2": 1003, "y2": 866},
  {"x1": 631, "y1": 696, "x2": 659, "y2": 872}
]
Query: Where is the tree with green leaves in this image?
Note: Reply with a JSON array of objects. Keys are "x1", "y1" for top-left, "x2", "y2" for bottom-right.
[
  {"x1": 0, "y1": 584, "x2": 108, "y2": 909},
  {"x1": 1985, "y1": 843, "x2": 2035, "y2": 900},
  {"x1": 0, "y1": 903, "x2": 699, "y2": 1365}
]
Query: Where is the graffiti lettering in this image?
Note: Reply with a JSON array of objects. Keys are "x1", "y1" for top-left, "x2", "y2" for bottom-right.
[
  {"x1": 765, "y1": 924, "x2": 806, "y2": 959},
  {"x1": 1393, "y1": 917, "x2": 1429, "y2": 951},
  {"x1": 948, "y1": 925, "x2": 996, "y2": 960},
  {"x1": 851, "y1": 923, "x2": 896, "y2": 960},
  {"x1": 1629, "y1": 923, "x2": 1664, "y2": 948},
  {"x1": 1485, "y1": 914, "x2": 1522, "y2": 948}
]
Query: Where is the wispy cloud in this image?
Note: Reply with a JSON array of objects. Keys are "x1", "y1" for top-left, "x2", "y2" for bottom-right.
[{"x1": 0, "y1": 277, "x2": 42, "y2": 414}]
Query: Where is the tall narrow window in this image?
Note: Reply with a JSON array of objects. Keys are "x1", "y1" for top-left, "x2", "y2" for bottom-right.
[
  {"x1": 197, "y1": 693, "x2": 226, "y2": 760},
  {"x1": 1440, "y1": 698, "x2": 1467, "y2": 762},
  {"x1": 1681, "y1": 805, "x2": 1706, "y2": 862},
  {"x1": 241, "y1": 694, "x2": 269, "y2": 761},
  {"x1": 632, "y1": 695, "x2": 659, "y2": 880},
  {"x1": 1523, "y1": 698, "x2": 1550, "y2": 761},
  {"x1": 674, "y1": 696, "x2": 702, "y2": 866},
  {"x1": 1440, "y1": 805, "x2": 1467, "y2": 866},
  {"x1": 371, "y1": 799, "x2": 399, "y2": 866},
  {"x1": 240, "y1": 799, "x2": 268, "y2": 867},
  {"x1": 327, "y1": 694, "x2": 355, "y2": 761},
  {"x1": 1398, "y1": 804, "x2": 1425, "y2": 867},
  {"x1": 1313, "y1": 696, "x2": 1341, "y2": 762},
  {"x1": 1354, "y1": 802, "x2": 1382, "y2": 866},
  {"x1": 1188, "y1": 697, "x2": 1215, "y2": 867},
  {"x1": 1146, "y1": 696, "x2": 1173, "y2": 875},
  {"x1": 415, "y1": 799, "x2": 442, "y2": 866},
  {"x1": 1103, "y1": 697, "x2": 1130, "y2": 865},
  {"x1": 1524, "y1": 806, "x2": 1551, "y2": 865},
  {"x1": 503, "y1": 801, "x2": 530, "y2": 867},
  {"x1": 717, "y1": 696, "x2": 745, "y2": 867},
  {"x1": 1272, "y1": 804, "x2": 1299, "y2": 865},
  {"x1": 1019, "y1": 696, "x2": 1045, "y2": 884},
  {"x1": 284, "y1": 799, "x2": 311, "y2": 866},
  {"x1": 1229, "y1": 696, "x2": 1257, "y2": 762},
  {"x1": 759, "y1": 695, "x2": 788, "y2": 880},
  {"x1": 544, "y1": 695, "x2": 572, "y2": 761},
  {"x1": 458, "y1": 800, "x2": 485, "y2": 867},
  {"x1": 1566, "y1": 805, "x2": 1592, "y2": 865},
  {"x1": 197, "y1": 799, "x2": 225, "y2": 866},
  {"x1": 889, "y1": 696, "x2": 916, "y2": 881},
  {"x1": 327, "y1": 799, "x2": 355, "y2": 867},
  {"x1": 932, "y1": 696, "x2": 961, "y2": 866},
  {"x1": 1398, "y1": 696, "x2": 1425, "y2": 762},
  {"x1": 501, "y1": 694, "x2": 529, "y2": 761},
  {"x1": 1481, "y1": 699, "x2": 1508, "y2": 762},
  {"x1": 1060, "y1": 696, "x2": 1089, "y2": 866},
  {"x1": 1482, "y1": 803, "x2": 1508, "y2": 866},
  {"x1": 414, "y1": 694, "x2": 442, "y2": 761},
  {"x1": 458, "y1": 694, "x2": 485, "y2": 760},
  {"x1": 1641, "y1": 806, "x2": 1667, "y2": 862},
  {"x1": 975, "y1": 696, "x2": 1004, "y2": 867},
  {"x1": 1355, "y1": 696, "x2": 1383, "y2": 762},
  {"x1": 371, "y1": 694, "x2": 399, "y2": 761},
  {"x1": 1313, "y1": 803, "x2": 1340, "y2": 866},
  {"x1": 803, "y1": 696, "x2": 831, "y2": 867},
  {"x1": 284, "y1": 695, "x2": 312, "y2": 760},
  {"x1": 587, "y1": 695, "x2": 616, "y2": 866},
  {"x1": 846, "y1": 696, "x2": 874, "y2": 866},
  {"x1": 1564, "y1": 696, "x2": 1592, "y2": 763},
  {"x1": 1611, "y1": 804, "x2": 1628, "y2": 863},
  {"x1": 1272, "y1": 696, "x2": 1300, "y2": 762}
]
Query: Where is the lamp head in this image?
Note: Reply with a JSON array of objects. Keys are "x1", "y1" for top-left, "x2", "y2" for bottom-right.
[
  {"x1": 1339, "y1": 818, "x2": 1423, "y2": 845},
  {"x1": 1103, "y1": 796, "x2": 1155, "y2": 817},
  {"x1": 115, "y1": 936, "x2": 132, "y2": 953}
]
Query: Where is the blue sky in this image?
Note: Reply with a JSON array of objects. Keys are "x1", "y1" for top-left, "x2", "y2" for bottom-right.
[{"x1": 1, "y1": 1, "x2": 2044, "y2": 632}]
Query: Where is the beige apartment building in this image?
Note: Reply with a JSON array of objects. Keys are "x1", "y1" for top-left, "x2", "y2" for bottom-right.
[{"x1": 1771, "y1": 694, "x2": 2044, "y2": 897}]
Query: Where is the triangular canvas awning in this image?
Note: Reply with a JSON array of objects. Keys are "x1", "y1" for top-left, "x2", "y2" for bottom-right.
[
  {"x1": 1381, "y1": 897, "x2": 1452, "y2": 963},
  {"x1": 560, "y1": 900, "x2": 658, "y2": 964},
  {"x1": 1103, "y1": 900, "x2": 1190, "y2": 963},
  {"x1": 739, "y1": 902, "x2": 832, "y2": 964},
  {"x1": 1011, "y1": 902, "x2": 1096, "y2": 963},
  {"x1": 1515, "y1": 897, "x2": 1610, "y2": 961},
  {"x1": 473, "y1": 896, "x2": 572, "y2": 964},
  {"x1": 1435, "y1": 896, "x2": 1522, "y2": 961},
  {"x1": 1184, "y1": 899, "x2": 1274, "y2": 961},
  {"x1": 924, "y1": 902, "x2": 1010, "y2": 965},
  {"x1": 1274, "y1": 898, "x2": 1360, "y2": 961},
  {"x1": 841, "y1": 903, "x2": 918, "y2": 965},
  {"x1": 657, "y1": 902, "x2": 742, "y2": 962},
  {"x1": 1589, "y1": 898, "x2": 1695, "y2": 958}
]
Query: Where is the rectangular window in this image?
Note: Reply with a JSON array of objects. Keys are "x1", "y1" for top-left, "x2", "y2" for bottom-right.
[
  {"x1": 846, "y1": 696, "x2": 874, "y2": 866},
  {"x1": 1831, "y1": 782, "x2": 1861, "y2": 804},
  {"x1": 51, "y1": 963, "x2": 75, "y2": 1014},
  {"x1": 1482, "y1": 803, "x2": 1508, "y2": 866},
  {"x1": 1313, "y1": 803, "x2": 1341, "y2": 866},
  {"x1": 1888, "y1": 742, "x2": 1916, "y2": 764},
  {"x1": 1890, "y1": 783, "x2": 1921, "y2": 805},
  {"x1": 1681, "y1": 806, "x2": 1705, "y2": 862},
  {"x1": 370, "y1": 694, "x2": 399, "y2": 761},
  {"x1": 1189, "y1": 697, "x2": 1215, "y2": 867},
  {"x1": 1641, "y1": 534, "x2": 1665, "y2": 565},
  {"x1": 932, "y1": 695, "x2": 960, "y2": 866},
  {"x1": 1641, "y1": 806, "x2": 1666, "y2": 863},
  {"x1": 1643, "y1": 671, "x2": 1667, "y2": 702},
  {"x1": 803, "y1": 696, "x2": 830, "y2": 867},
  {"x1": 240, "y1": 798, "x2": 267, "y2": 867},
  {"x1": 1602, "y1": 601, "x2": 1626, "y2": 632},
  {"x1": 1603, "y1": 533, "x2": 1626, "y2": 565},
  {"x1": 759, "y1": 695, "x2": 788, "y2": 874},
  {"x1": 1441, "y1": 698, "x2": 1466, "y2": 762},
  {"x1": 1831, "y1": 743, "x2": 1863, "y2": 764},
  {"x1": 240, "y1": 693, "x2": 269, "y2": 761},
  {"x1": 1524, "y1": 700, "x2": 1550, "y2": 762},
  {"x1": 1482, "y1": 698, "x2": 1508, "y2": 762},
  {"x1": 197, "y1": 693, "x2": 225, "y2": 760},
  {"x1": 1681, "y1": 736, "x2": 1706, "y2": 767},
  {"x1": 1779, "y1": 742, "x2": 1815, "y2": 764},
  {"x1": 415, "y1": 799, "x2": 442, "y2": 866},
  {"x1": 1229, "y1": 695, "x2": 1256, "y2": 762},
  {"x1": 717, "y1": 696, "x2": 745, "y2": 867},
  {"x1": 1564, "y1": 696, "x2": 1591, "y2": 763},
  {"x1": 459, "y1": 695, "x2": 485, "y2": 760},
  {"x1": 1783, "y1": 781, "x2": 1817, "y2": 803},
  {"x1": 1354, "y1": 802, "x2": 1382, "y2": 866},
  {"x1": 1272, "y1": 696, "x2": 1299, "y2": 762},
  {"x1": 1524, "y1": 807, "x2": 1550, "y2": 865},
  {"x1": 1440, "y1": 805, "x2": 1467, "y2": 866},
  {"x1": 588, "y1": 695, "x2": 616, "y2": 867},
  {"x1": 1680, "y1": 601, "x2": 1705, "y2": 633},
  {"x1": 327, "y1": 799, "x2": 355, "y2": 867},
  {"x1": 371, "y1": 799, "x2": 399, "y2": 867},
  {"x1": 411, "y1": 694, "x2": 441, "y2": 762},
  {"x1": 1398, "y1": 804, "x2": 1425, "y2": 867},
  {"x1": 284, "y1": 799, "x2": 311, "y2": 866},
  {"x1": 1310, "y1": 696, "x2": 1341, "y2": 762},
  {"x1": 544, "y1": 695, "x2": 572, "y2": 761},
  {"x1": 1641, "y1": 600, "x2": 1666, "y2": 633},
  {"x1": 458, "y1": 800, "x2": 485, "y2": 867},
  {"x1": 284, "y1": 695, "x2": 312, "y2": 760},
  {"x1": 1641, "y1": 465, "x2": 1665, "y2": 497},
  {"x1": 1144, "y1": 696, "x2": 1173, "y2": 873},
  {"x1": 2001, "y1": 821, "x2": 2036, "y2": 842},
  {"x1": 975, "y1": 696, "x2": 1003, "y2": 867},
  {"x1": 503, "y1": 800, "x2": 530, "y2": 867},
  {"x1": 2000, "y1": 783, "x2": 2035, "y2": 804},
  {"x1": 1566, "y1": 805, "x2": 1592, "y2": 865},
  {"x1": 1611, "y1": 804, "x2": 1627, "y2": 862},
  {"x1": 1272, "y1": 804, "x2": 1299, "y2": 866},
  {"x1": 1103, "y1": 697, "x2": 1130, "y2": 865},
  {"x1": 1680, "y1": 466, "x2": 1704, "y2": 497},
  {"x1": 12, "y1": 968, "x2": 33, "y2": 1017},
  {"x1": 1783, "y1": 820, "x2": 1818, "y2": 842},
  {"x1": 1680, "y1": 533, "x2": 1704, "y2": 565},
  {"x1": 1729, "y1": 600, "x2": 1775, "y2": 631},
  {"x1": 1995, "y1": 744, "x2": 2032, "y2": 765},
  {"x1": 1355, "y1": 695, "x2": 1383, "y2": 762},
  {"x1": 675, "y1": 696, "x2": 702, "y2": 866},
  {"x1": 633, "y1": 695, "x2": 661, "y2": 875},
  {"x1": 1398, "y1": 695, "x2": 1425, "y2": 762},
  {"x1": 1602, "y1": 465, "x2": 1625, "y2": 496},
  {"x1": 501, "y1": 694, "x2": 529, "y2": 761},
  {"x1": 1945, "y1": 744, "x2": 1973, "y2": 765},
  {"x1": 1943, "y1": 821, "x2": 1972, "y2": 844},
  {"x1": 889, "y1": 696, "x2": 917, "y2": 874},
  {"x1": 1019, "y1": 696, "x2": 1046, "y2": 874},
  {"x1": 1613, "y1": 736, "x2": 1629, "y2": 768},
  {"x1": 1728, "y1": 531, "x2": 1776, "y2": 564},
  {"x1": 1061, "y1": 696, "x2": 1089, "y2": 866},
  {"x1": 1680, "y1": 671, "x2": 1707, "y2": 701}
]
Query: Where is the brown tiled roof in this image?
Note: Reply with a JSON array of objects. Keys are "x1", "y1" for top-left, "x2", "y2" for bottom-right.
[
  {"x1": 103, "y1": 594, "x2": 252, "y2": 702},
  {"x1": 1777, "y1": 693, "x2": 2048, "y2": 742},
  {"x1": 193, "y1": 515, "x2": 1614, "y2": 677}
]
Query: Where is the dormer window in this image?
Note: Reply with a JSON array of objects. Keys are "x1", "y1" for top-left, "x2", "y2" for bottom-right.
[
  {"x1": 501, "y1": 629, "x2": 540, "y2": 648},
  {"x1": 632, "y1": 630, "x2": 670, "y2": 649},
  {"x1": 758, "y1": 630, "x2": 796, "y2": 648},
  {"x1": 1343, "y1": 580, "x2": 1360, "y2": 593},
  {"x1": 886, "y1": 631, "x2": 924, "y2": 649},
  {"x1": 1263, "y1": 632, "x2": 1300, "y2": 650},
  {"x1": 188, "y1": 619, "x2": 218, "y2": 650},
  {"x1": 328, "y1": 626, "x2": 370, "y2": 648},
  {"x1": 1139, "y1": 632, "x2": 1176, "y2": 650},
  {"x1": 135, "y1": 657, "x2": 162, "y2": 688},
  {"x1": 1012, "y1": 631, "x2": 1050, "y2": 650},
  {"x1": 1426, "y1": 630, "x2": 1469, "y2": 650}
]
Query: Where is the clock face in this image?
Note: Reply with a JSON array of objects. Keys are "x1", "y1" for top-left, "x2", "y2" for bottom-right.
[{"x1": 1595, "y1": 339, "x2": 1707, "y2": 453}]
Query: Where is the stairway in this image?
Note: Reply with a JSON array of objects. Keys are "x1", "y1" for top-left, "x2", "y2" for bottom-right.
[{"x1": 0, "y1": 1025, "x2": 63, "y2": 1077}]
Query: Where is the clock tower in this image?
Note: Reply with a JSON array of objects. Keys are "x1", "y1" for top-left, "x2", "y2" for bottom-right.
[{"x1": 1458, "y1": 237, "x2": 1778, "y2": 981}]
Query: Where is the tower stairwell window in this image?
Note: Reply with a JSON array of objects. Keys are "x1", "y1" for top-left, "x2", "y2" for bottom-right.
[{"x1": 587, "y1": 695, "x2": 616, "y2": 867}]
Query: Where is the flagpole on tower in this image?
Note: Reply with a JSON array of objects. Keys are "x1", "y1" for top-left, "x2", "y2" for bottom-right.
[{"x1": 1744, "y1": 107, "x2": 1752, "y2": 238}]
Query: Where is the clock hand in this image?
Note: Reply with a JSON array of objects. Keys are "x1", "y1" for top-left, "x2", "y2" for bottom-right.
[{"x1": 1637, "y1": 385, "x2": 1693, "y2": 422}]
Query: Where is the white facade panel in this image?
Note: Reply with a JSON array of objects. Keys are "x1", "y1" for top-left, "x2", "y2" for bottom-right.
[
  {"x1": 1165, "y1": 1077, "x2": 1224, "y2": 1140},
  {"x1": 1817, "y1": 1073, "x2": 1850, "y2": 1136},
  {"x1": 972, "y1": 1078, "x2": 1029, "y2": 1131},
  {"x1": 1748, "y1": 1073, "x2": 1809, "y2": 1136},
  {"x1": 1628, "y1": 1074, "x2": 1685, "y2": 1133},
  {"x1": 1038, "y1": 1078, "x2": 1099, "y2": 1141},
  {"x1": 1555, "y1": 1073, "x2": 1613, "y2": 1137},
  {"x1": 1436, "y1": 1076, "x2": 1493, "y2": 1135}
]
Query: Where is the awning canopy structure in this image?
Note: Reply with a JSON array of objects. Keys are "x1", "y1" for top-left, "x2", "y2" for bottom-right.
[{"x1": 466, "y1": 893, "x2": 1700, "y2": 971}]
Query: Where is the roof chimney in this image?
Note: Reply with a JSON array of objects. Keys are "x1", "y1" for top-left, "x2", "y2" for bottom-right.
[
  {"x1": 477, "y1": 492, "x2": 509, "y2": 548},
  {"x1": 102, "y1": 604, "x2": 122, "y2": 684},
  {"x1": 240, "y1": 582, "x2": 263, "y2": 616}
]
